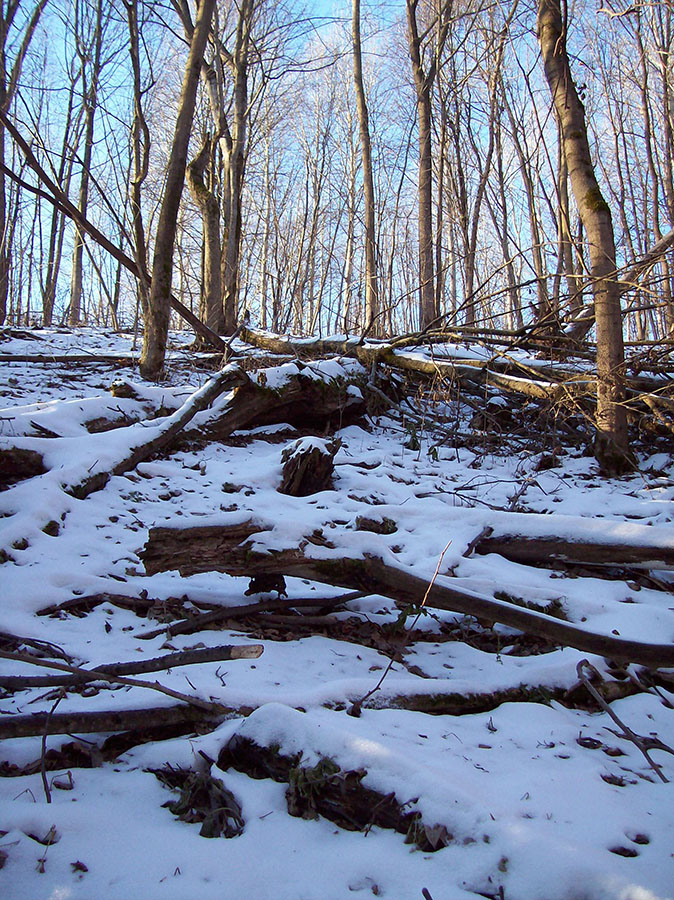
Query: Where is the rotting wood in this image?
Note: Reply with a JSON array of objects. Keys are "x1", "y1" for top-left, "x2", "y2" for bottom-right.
[
  {"x1": 0, "y1": 703, "x2": 228, "y2": 740},
  {"x1": 475, "y1": 533, "x2": 674, "y2": 569},
  {"x1": 141, "y1": 520, "x2": 674, "y2": 667},
  {"x1": 198, "y1": 365, "x2": 370, "y2": 443},
  {"x1": 279, "y1": 438, "x2": 341, "y2": 496},
  {"x1": 239, "y1": 327, "x2": 671, "y2": 424},
  {"x1": 0, "y1": 643, "x2": 263, "y2": 689}
]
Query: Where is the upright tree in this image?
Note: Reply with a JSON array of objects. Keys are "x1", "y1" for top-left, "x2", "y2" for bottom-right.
[
  {"x1": 406, "y1": 0, "x2": 452, "y2": 330},
  {"x1": 538, "y1": 0, "x2": 632, "y2": 472},
  {"x1": 352, "y1": 0, "x2": 379, "y2": 335},
  {"x1": 68, "y1": 0, "x2": 106, "y2": 326},
  {"x1": 0, "y1": 0, "x2": 47, "y2": 324},
  {"x1": 140, "y1": 0, "x2": 217, "y2": 379}
]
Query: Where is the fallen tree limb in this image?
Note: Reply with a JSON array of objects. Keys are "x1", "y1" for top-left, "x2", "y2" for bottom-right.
[
  {"x1": 0, "y1": 353, "x2": 139, "y2": 366},
  {"x1": 68, "y1": 364, "x2": 247, "y2": 499},
  {"x1": 0, "y1": 643, "x2": 263, "y2": 689},
  {"x1": 0, "y1": 649, "x2": 230, "y2": 713},
  {"x1": 136, "y1": 590, "x2": 368, "y2": 641},
  {"x1": 141, "y1": 520, "x2": 674, "y2": 667},
  {"x1": 0, "y1": 703, "x2": 227, "y2": 740}
]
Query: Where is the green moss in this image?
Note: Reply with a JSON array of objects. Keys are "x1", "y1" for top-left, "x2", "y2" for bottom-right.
[{"x1": 583, "y1": 187, "x2": 610, "y2": 214}]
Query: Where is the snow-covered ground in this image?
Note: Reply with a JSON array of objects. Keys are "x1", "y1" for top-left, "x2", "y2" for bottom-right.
[{"x1": 1, "y1": 328, "x2": 673, "y2": 900}]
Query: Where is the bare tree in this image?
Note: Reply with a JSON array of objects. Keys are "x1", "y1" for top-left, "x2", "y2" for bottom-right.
[
  {"x1": 406, "y1": 0, "x2": 452, "y2": 330},
  {"x1": 140, "y1": 0, "x2": 217, "y2": 379},
  {"x1": 538, "y1": 0, "x2": 632, "y2": 473},
  {"x1": 352, "y1": 0, "x2": 379, "y2": 335},
  {"x1": 68, "y1": 0, "x2": 107, "y2": 326},
  {"x1": 0, "y1": 0, "x2": 47, "y2": 324}
]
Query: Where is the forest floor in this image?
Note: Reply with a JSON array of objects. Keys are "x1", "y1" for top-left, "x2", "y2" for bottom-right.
[{"x1": 0, "y1": 326, "x2": 673, "y2": 900}]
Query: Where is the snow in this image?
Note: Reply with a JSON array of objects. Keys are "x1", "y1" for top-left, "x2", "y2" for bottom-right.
[{"x1": 1, "y1": 328, "x2": 673, "y2": 900}]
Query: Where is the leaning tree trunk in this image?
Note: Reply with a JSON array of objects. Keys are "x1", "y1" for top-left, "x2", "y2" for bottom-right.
[
  {"x1": 537, "y1": 0, "x2": 633, "y2": 474},
  {"x1": 140, "y1": 0, "x2": 217, "y2": 380}
]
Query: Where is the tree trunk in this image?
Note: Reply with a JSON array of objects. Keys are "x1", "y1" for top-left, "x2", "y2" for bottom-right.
[
  {"x1": 187, "y1": 136, "x2": 224, "y2": 335},
  {"x1": 125, "y1": 0, "x2": 151, "y2": 328},
  {"x1": 537, "y1": 0, "x2": 633, "y2": 473},
  {"x1": 0, "y1": 0, "x2": 47, "y2": 325},
  {"x1": 406, "y1": 1, "x2": 451, "y2": 331},
  {"x1": 69, "y1": 0, "x2": 105, "y2": 327},
  {"x1": 352, "y1": 0, "x2": 379, "y2": 335},
  {"x1": 141, "y1": 0, "x2": 217, "y2": 380}
]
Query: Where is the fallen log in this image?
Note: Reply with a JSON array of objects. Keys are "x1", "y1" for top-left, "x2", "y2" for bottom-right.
[
  {"x1": 141, "y1": 519, "x2": 674, "y2": 667},
  {"x1": 0, "y1": 354, "x2": 138, "y2": 366},
  {"x1": 198, "y1": 362, "x2": 369, "y2": 442},
  {"x1": 0, "y1": 643, "x2": 263, "y2": 689},
  {"x1": 475, "y1": 532, "x2": 674, "y2": 569},
  {"x1": 0, "y1": 703, "x2": 227, "y2": 740}
]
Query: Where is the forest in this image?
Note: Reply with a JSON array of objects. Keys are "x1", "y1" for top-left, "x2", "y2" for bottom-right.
[{"x1": 0, "y1": 1, "x2": 673, "y2": 899}]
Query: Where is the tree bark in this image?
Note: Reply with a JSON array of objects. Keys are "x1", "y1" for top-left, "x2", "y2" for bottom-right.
[
  {"x1": 69, "y1": 0, "x2": 105, "y2": 327},
  {"x1": 141, "y1": 0, "x2": 217, "y2": 379},
  {"x1": 406, "y1": 1, "x2": 453, "y2": 330},
  {"x1": 141, "y1": 519, "x2": 674, "y2": 668},
  {"x1": 352, "y1": 0, "x2": 379, "y2": 335},
  {"x1": 0, "y1": 0, "x2": 48, "y2": 325},
  {"x1": 537, "y1": 0, "x2": 632, "y2": 473},
  {"x1": 187, "y1": 135, "x2": 224, "y2": 335}
]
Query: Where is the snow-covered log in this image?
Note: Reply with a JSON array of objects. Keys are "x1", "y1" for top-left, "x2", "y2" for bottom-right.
[{"x1": 141, "y1": 519, "x2": 674, "y2": 668}]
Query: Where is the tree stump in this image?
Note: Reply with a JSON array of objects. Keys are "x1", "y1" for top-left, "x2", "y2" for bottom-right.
[{"x1": 278, "y1": 437, "x2": 341, "y2": 496}]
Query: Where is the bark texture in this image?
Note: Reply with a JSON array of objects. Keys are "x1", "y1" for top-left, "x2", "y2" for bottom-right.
[
  {"x1": 538, "y1": 0, "x2": 632, "y2": 473},
  {"x1": 142, "y1": 520, "x2": 674, "y2": 667},
  {"x1": 141, "y1": 0, "x2": 217, "y2": 379}
]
